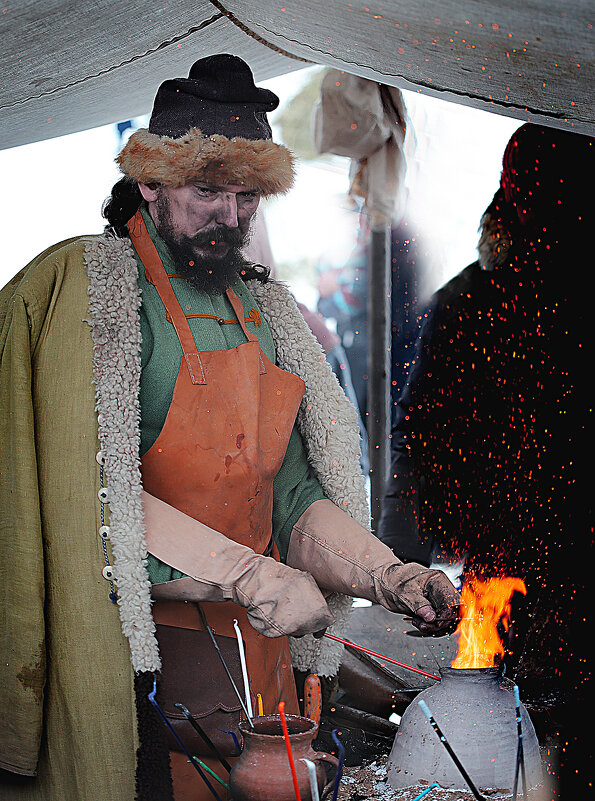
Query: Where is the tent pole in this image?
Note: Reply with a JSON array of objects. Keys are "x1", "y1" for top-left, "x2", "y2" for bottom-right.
[{"x1": 367, "y1": 222, "x2": 391, "y2": 533}]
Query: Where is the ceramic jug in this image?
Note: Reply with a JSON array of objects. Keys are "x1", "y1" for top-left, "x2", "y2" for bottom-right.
[
  {"x1": 387, "y1": 666, "x2": 542, "y2": 792},
  {"x1": 229, "y1": 714, "x2": 338, "y2": 800}
]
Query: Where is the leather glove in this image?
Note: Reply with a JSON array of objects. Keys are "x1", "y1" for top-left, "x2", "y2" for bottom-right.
[
  {"x1": 143, "y1": 491, "x2": 335, "y2": 639},
  {"x1": 287, "y1": 500, "x2": 460, "y2": 635}
]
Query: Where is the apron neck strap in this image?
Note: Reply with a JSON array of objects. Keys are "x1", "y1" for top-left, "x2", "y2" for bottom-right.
[
  {"x1": 127, "y1": 211, "x2": 198, "y2": 358},
  {"x1": 127, "y1": 211, "x2": 259, "y2": 355},
  {"x1": 225, "y1": 288, "x2": 258, "y2": 342}
]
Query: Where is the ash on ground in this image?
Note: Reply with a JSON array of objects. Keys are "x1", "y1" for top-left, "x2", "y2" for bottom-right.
[{"x1": 335, "y1": 755, "x2": 550, "y2": 801}]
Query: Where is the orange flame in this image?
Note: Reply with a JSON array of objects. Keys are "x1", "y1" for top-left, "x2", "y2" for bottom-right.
[{"x1": 451, "y1": 576, "x2": 527, "y2": 669}]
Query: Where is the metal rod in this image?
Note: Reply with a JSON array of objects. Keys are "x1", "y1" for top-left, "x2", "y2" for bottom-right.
[
  {"x1": 412, "y1": 782, "x2": 440, "y2": 801},
  {"x1": 512, "y1": 685, "x2": 527, "y2": 801},
  {"x1": 367, "y1": 222, "x2": 392, "y2": 532},
  {"x1": 233, "y1": 618, "x2": 254, "y2": 719},
  {"x1": 279, "y1": 701, "x2": 302, "y2": 801},
  {"x1": 331, "y1": 728, "x2": 345, "y2": 801},
  {"x1": 148, "y1": 679, "x2": 223, "y2": 801},
  {"x1": 323, "y1": 632, "x2": 440, "y2": 681},
  {"x1": 301, "y1": 758, "x2": 320, "y2": 801},
  {"x1": 195, "y1": 603, "x2": 255, "y2": 728},
  {"x1": 219, "y1": 729, "x2": 242, "y2": 756},
  {"x1": 174, "y1": 703, "x2": 233, "y2": 773},
  {"x1": 186, "y1": 757, "x2": 231, "y2": 790},
  {"x1": 418, "y1": 700, "x2": 486, "y2": 801}
]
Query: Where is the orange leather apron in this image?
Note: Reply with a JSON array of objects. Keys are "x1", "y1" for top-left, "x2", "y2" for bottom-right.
[{"x1": 128, "y1": 213, "x2": 304, "y2": 800}]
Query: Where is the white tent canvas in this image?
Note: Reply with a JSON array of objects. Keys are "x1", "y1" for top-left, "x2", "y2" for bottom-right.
[{"x1": 1, "y1": 0, "x2": 592, "y2": 151}]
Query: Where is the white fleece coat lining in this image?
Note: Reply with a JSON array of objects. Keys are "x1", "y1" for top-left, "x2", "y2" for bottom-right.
[{"x1": 84, "y1": 233, "x2": 369, "y2": 677}]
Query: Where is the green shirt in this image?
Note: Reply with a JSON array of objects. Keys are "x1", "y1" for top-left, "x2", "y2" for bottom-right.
[{"x1": 134, "y1": 207, "x2": 325, "y2": 578}]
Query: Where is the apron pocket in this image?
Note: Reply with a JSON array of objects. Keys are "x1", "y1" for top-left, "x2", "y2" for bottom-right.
[{"x1": 156, "y1": 623, "x2": 244, "y2": 757}]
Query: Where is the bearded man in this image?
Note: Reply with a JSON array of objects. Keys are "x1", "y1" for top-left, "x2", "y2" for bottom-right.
[{"x1": 0, "y1": 55, "x2": 458, "y2": 801}]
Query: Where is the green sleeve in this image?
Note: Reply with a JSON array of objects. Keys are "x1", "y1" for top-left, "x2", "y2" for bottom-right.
[
  {"x1": 271, "y1": 424, "x2": 326, "y2": 562},
  {"x1": 146, "y1": 553, "x2": 186, "y2": 583}
]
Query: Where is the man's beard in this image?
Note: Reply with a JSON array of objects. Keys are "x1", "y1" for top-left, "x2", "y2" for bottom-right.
[
  {"x1": 166, "y1": 231, "x2": 251, "y2": 294},
  {"x1": 155, "y1": 196, "x2": 252, "y2": 294}
]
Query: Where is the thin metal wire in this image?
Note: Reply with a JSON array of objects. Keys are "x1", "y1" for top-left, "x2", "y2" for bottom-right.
[
  {"x1": 195, "y1": 603, "x2": 255, "y2": 728},
  {"x1": 174, "y1": 703, "x2": 233, "y2": 773},
  {"x1": 148, "y1": 679, "x2": 223, "y2": 801},
  {"x1": 324, "y1": 633, "x2": 440, "y2": 681}
]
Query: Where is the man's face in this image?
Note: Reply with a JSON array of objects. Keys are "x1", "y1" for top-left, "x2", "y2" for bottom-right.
[
  {"x1": 139, "y1": 180, "x2": 261, "y2": 292},
  {"x1": 153, "y1": 182, "x2": 260, "y2": 255}
]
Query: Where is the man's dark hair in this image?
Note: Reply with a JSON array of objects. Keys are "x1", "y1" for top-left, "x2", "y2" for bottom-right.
[{"x1": 102, "y1": 178, "x2": 143, "y2": 237}]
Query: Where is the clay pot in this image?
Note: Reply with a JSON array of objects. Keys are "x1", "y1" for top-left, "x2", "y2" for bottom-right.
[
  {"x1": 387, "y1": 666, "x2": 542, "y2": 792},
  {"x1": 229, "y1": 714, "x2": 338, "y2": 801}
]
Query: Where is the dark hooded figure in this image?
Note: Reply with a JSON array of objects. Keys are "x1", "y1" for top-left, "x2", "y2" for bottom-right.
[{"x1": 378, "y1": 122, "x2": 593, "y2": 795}]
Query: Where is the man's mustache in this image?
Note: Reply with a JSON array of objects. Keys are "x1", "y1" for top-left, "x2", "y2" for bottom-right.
[{"x1": 189, "y1": 226, "x2": 246, "y2": 248}]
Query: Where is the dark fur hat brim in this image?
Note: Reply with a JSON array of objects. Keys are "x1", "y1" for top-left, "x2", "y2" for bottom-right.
[
  {"x1": 477, "y1": 207, "x2": 513, "y2": 271},
  {"x1": 117, "y1": 128, "x2": 295, "y2": 196}
]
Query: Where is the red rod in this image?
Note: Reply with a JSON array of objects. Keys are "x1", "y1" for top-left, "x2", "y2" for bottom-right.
[
  {"x1": 323, "y1": 633, "x2": 440, "y2": 681},
  {"x1": 278, "y1": 701, "x2": 302, "y2": 801}
]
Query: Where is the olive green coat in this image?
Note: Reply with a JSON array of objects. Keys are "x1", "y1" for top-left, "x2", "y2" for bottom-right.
[
  {"x1": 0, "y1": 239, "x2": 139, "y2": 799},
  {"x1": 0, "y1": 233, "x2": 367, "y2": 800}
]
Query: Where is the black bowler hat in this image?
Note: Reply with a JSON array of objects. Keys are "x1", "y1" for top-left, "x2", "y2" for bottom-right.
[
  {"x1": 148, "y1": 53, "x2": 278, "y2": 140},
  {"x1": 117, "y1": 54, "x2": 294, "y2": 196}
]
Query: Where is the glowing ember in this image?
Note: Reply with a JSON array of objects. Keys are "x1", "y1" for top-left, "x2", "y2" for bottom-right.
[{"x1": 452, "y1": 576, "x2": 526, "y2": 669}]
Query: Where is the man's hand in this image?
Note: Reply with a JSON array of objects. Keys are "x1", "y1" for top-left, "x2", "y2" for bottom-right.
[
  {"x1": 287, "y1": 499, "x2": 460, "y2": 637},
  {"x1": 383, "y1": 564, "x2": 460, "y2": 635},
  {"x1": 144, "y1": 491, "x2": 335, "y2": 638},
  {"x1": 151, "y1": 568, "x2": 336, "y2": 639}
]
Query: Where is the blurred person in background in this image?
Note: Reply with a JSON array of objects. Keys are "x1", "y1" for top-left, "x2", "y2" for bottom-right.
[{"x1": 318, "y1": 207, "x2": 428, "y2": 424}]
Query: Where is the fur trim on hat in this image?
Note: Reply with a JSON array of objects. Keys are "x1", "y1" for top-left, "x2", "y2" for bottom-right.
[
  {"x1": 477, "y1": 189, "x2": 515, "y2": 272},
  {"x1": 477, "y1": 209, "x2": 513, "y2": 271},
  {"x1": 117, "y1": 128, "x2": 295, "y2": 196}
]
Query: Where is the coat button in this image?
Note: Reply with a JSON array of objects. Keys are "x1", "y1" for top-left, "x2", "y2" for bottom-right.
[
  {"x1": 96, "y1": 450, "x2": 106, "y2": 466},
  {"x1": 102, "y1": 565, "x2": 115, "y2": 581},
  {"x1": 99, "y1": 525, "x2": 110, "y2": 540},
  {"x1": 98, "y1": 487, "x2": 109, "y2": 503}
]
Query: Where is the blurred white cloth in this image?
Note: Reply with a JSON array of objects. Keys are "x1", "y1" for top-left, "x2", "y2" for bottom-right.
[{"x1": 312, "y1": 70, "x2": 410, "y2": 227}]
